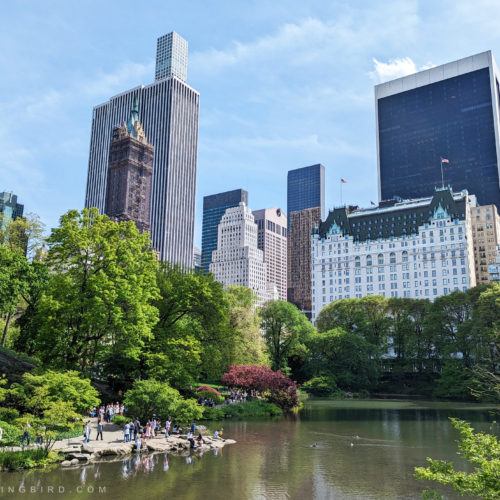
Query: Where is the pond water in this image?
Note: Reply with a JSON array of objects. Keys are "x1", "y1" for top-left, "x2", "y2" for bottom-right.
[{"x1": 1, "y1": 399, "x2": 498, "y2": 500}]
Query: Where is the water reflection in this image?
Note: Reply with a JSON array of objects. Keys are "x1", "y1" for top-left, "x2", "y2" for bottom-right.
[{"x1": 0, "y1": 400, "x2": 498, "y2": 500}]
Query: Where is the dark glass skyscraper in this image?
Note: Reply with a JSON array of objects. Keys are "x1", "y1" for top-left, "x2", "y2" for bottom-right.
[
  {"x1": 287, "y1": 164, "x2": 325, "y2": 219},
  {"x1": 201, "y1": 189, "x2": 248, "y2": 273},
  {"x1": 376, "y1": 51, "x2": 500, "y2": 209}
]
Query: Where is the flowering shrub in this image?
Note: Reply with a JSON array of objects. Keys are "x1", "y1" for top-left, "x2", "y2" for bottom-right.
[
  {"x1": 221, "y1": 365, "x2": 299, "y2": 410},
  {"x1": 196, "y1": 385, "x2": 222, "y2": 398}
]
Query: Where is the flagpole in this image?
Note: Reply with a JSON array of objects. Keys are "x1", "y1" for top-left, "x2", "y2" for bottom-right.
[
  {"x1": 440, "y1": 158, "x2": 444, "y2": 188},
  {"x1": 340, "y1": 180, "x2": 343, "y2": 206}
]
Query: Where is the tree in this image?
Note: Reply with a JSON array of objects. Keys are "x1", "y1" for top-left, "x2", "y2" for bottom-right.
[
  {"x1": 221, "y1": 365, "x2": 299, "y2": 410},
  {"x1": 123, "y1": 379, "x2": 202, "y2": 423},
  {"x1": 261, "y1": 300, "x2": 314, "y2": 372},
  {"x1": 30, "y1": 209, "x2": 159, "y2": 376},
  {"x1": 0, "y1": 212, "x2": 45, "y2": 260},
  {"x1": 9, "y1": 370, "x2": 99, "y2": 416},
  {"x1": 0, "y1": 246, "x2": 30, "y2": 347},
  {"x1": 224, "y1": 286, "x2": 268, "y2": 366},
  {"x1": 305, "y1": 328, "x2": 380, "y2": 391},
  {"x1": 147, "y1": 264, "x2": 230, "y2": 382},
  {"x1": 315, "y1": 298, "x2": 362, "y2": 333},
  {"x1": 415, "y1": 418, "x2": 500, "y2": 499}
]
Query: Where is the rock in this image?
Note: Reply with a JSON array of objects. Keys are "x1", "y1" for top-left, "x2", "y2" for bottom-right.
[
  {"x1": 67, "y1": 453, "x2": 90, "y2": 462},
  {"x1": 70, "y1": 458, "x2": 80, "y2": 465},
  {"x1": 61, "y1": 460, "x2": 72, "y2": 467},
  {"x1": 59, "y1": 447, "x2": 82, "y2": 454}
]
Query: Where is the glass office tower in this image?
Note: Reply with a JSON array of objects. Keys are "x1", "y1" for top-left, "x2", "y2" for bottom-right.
[
  {"x1": 201, "y1": 189, "x2": 248, "y2": 273},
  {"x1": 376, "y1": 51, "x2": 500, "y2": 210},
  {"x1": 287, "y1": 164, "x2": 325, "y2": 220}
]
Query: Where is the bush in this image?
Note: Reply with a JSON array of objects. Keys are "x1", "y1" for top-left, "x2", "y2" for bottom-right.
[
  {"x1": 0, "y1": 448, "x2": 58, "y2": 471},
  {"x1": 201, "y1": 407, "x2": 225, "y2": 420},
  {"x1": 196, "y1": 385, "x2": 222, "y2": 397},
  {"x1": 124, "y1": 379, "x2": 203, "y2": 423},
  {"x1": 433, "y1": 361, "x2": 476, "y2": 401},
  {"x1": 0, "y1": 407, "x2": 19, "y2": 423},
  {"x1": 0, "y1": 420, "x2": 22, "y2": 447},
  {"x1": 223, "y1": 400, "x2": 282, "y2": 418},
  {"x1": 302, "y1": 376, "x2": 337, "y2": 396},
  {"x1": 111, "y1": 415, "x2": 129, "y2": 426}
]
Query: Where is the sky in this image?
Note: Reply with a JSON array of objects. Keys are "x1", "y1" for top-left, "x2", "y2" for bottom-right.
[{"x1": 2, "y1": 0, "x2": 500, "y2": 246}]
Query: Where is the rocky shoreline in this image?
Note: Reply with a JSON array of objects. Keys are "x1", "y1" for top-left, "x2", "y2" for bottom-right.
[{"x1": 57, "y1": 433, "x2": 236, "y2": 467}]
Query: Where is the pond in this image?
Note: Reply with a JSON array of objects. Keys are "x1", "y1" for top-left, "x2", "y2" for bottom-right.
[{"x1": 1, "y1": 399, "x2": 498, "y2": 499}]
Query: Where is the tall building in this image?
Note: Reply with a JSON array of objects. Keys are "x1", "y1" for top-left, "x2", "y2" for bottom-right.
[
  {"x1": 105, "y1": 98, "x2": 154, "y2": 233},
  {"x1": 470, "y1": 205, "x2": 500, "y2": 283},
  {"x1": 85, "y1": 31, "x2": 199, "y2": 267},
  {"x1": 201, "y1": 189, "x2": 248, "y2": 273},
  {"x1": 287, "y1": 207, "x2": 321, "y2": 315},
  {"x1": 287, "y1": 164, "x2": 325, "y2": 220},
  {"x1": 0, "y1": 192, "x2": 24, "y2": 230},
  {"x1": 155, "y1": 32, "x2": 188, "y2": 82},
  {"x1": 376, "y1": 51, "x2": 500, "y2": 209},
  {"x1": 311, "y1": 188, "x2": 477, "y2": 322},
  {"x1": 193, "y1": 246, "x2": 201, "y2": 270},
  {"x1": 210, "y1": 202, "x2": 269, "y2": 304},
  {"x1": 253, "y1": 208, "x2": 287, "y2": 300},
  {"x1": 488, "y1": 246, "x2": 500, "y2": 281},
  {"x1": 287, "y1": 164, "x2": 325, "y2": 315}
]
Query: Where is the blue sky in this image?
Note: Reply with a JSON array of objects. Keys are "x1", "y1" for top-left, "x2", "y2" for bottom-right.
[{"x1": 2, "y1": 0, "x2": 500, "y2": 246}]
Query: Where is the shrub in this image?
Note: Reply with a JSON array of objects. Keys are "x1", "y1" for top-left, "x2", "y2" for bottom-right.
[
  {"x1": 0, "y1": 420, "x2": 22, "y2": 447},
  {"x1": 196, "y1": 385, "x2": 222, "y2": 397},
  {"x1": 124, "y1": 379, "x2": 203, "y2": 423},
  {"x1": 0, "y1": 448, "x2": 57, "y2": 471},
  {"x1": 0, "y1": 407, "x2": 19, "y2": 423},
  {"x1": 111, "y1": 415, "x2": 129, "y2": 426},
  {"x1": 302, "y1": 376, "x2": 337, "y2": 396}
]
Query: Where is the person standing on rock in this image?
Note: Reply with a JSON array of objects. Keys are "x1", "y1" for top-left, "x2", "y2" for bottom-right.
[
  {"x1": 83, "y1": 421, "x2": 91, "y2": 444},
  {"x1": 124, "y1": 421, "x2": 130, "y2": 442},
  {"x1": 21, "y1": 422, "x2": 31, "y2": 446},
  {"x1": 96, "y1": 417, "x2": 104, "y2": 440},
  {"x1": 165, "y1": 418, "x2": 171, "y2": 437}
]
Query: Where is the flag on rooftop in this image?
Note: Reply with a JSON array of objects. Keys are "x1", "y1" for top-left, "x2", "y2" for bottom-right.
[
  {"x1": 341, "y1": 178, "x2": 347, "y2": 183},
  {"x1": 441, "y1": 157, "x2": 449, "y2": 164},
  {"x1": 370, "y1": 201, "x2": 376, "y2": 206}
]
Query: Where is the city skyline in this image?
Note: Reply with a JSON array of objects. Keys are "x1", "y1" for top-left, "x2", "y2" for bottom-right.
[{"x1": 4, "y1": 1, "x2": 500, "y2": 246}]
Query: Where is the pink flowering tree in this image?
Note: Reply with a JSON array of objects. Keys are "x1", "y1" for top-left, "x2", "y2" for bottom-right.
[{"x1": 221, "y1": 365, "x2": 299, "y2": 410}]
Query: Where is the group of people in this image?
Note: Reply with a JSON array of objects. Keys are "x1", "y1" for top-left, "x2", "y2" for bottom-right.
[
  {"x1": 87, "y1": 403, "x2": 125, "y2": 423},
  {"x1": 83, "y1": 418, "x2": 104, "y2": 443},
  {"x1": 225, "y1": 390, "x2": 248, "y2": 404}
]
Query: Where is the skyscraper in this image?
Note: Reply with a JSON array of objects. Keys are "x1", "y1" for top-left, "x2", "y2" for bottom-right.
[
  {"x1": 287, "y1": 164, "x2": 325, "y2": 221},
  {"x1": 201, "y1": 189, "x2": 248, "y2": 273},
  {"x1": 252, "y1": 208, "x2": 287, "y2": 301},
  {"x1": 376, "y1": 51, "x2": 500, "y2": 209},
  {"x1": 0, "y1": 192, "x2": 24, "y2": 230},
  {"x1": 105, "y1": 98, "x2": 154, "y2": 233},
  {"x1": 156, "y1": 32, "x2": 188, "y2": 82},
  {"x1": 287, "y1": 164, "x2": 325, "y2": 315},
  {"x1": 85, "y1": 31, "x2": 199, "y2": 267},
  {"x1": 210, "y1": 202, "x2": 269, "y2": 304}
]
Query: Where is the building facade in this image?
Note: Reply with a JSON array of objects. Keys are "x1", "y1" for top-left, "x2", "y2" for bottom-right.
[
  {"x1": 105, "y1": 98, "x2": 154, "y2": 233},
  {"x1": 376, "y1": 51, "x2": 500, "y2": 210},
  {"x1": 210, "y1": 203, "x2": 269, "y2": 304},
  {"x1": 155, "y1": 32, "x2": 188, "y2": 82},
  {"x1": 287, "y1": 206, "x2": 322, "y2": 315},
  {"x1": 0, "y1": 192, "x2": 24, "y2": 230},
  {"x1": 252, "y1": 208, "x2": 287, "y2": 301},
  {"x1": 201, "y1": 189, "x2": 248, "y2": 273},
  {"x1": 470, "y1": 205, "x2": 500, "y2": 283},
  {"x1": 311, "y1": 188, "x2": 477, "y2": 322},
  {"x1": 488, "y1": 246, "x2": 500, "y2": 281},
  {"x1": 287, "y1": 164, "x2": 325, "y2": 221},
  {"x1": 85, "y1": 32, "x2": 199, "y2": 267}
]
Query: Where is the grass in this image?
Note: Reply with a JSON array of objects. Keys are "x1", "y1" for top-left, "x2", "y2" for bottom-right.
[
  {"x1": 202, "y1": 399, "x2": 282, "y2": 420},
  {"x1": 0, "y1": 346, "x2": 40, "y2": 366},
  {"x1": 0, "y1": 448, "x2": 60, "y2": 471}
]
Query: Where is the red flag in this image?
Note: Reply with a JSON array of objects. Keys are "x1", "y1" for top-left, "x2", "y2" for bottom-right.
[
  {"x1": 441, "y1": 157, "x2": 449, "y2": 164},
  {"x1": 341, "y1": 178, "x2": 347, "y2": 183}
]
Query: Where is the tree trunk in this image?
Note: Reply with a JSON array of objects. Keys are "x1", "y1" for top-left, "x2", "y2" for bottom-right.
[{"x1": 1, "y1": 313, "x2": 12, "y2": 347}]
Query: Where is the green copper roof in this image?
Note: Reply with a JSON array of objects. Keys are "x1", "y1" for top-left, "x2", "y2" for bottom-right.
[
  {"x1": 313, "y1": 188, "x2": 468, "y2": 242},
  {"x1": 126, "y1": 95, "x2": 140, "y2": 137}
]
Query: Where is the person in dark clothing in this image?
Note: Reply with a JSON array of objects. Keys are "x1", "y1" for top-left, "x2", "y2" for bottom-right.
[{"x1": 96, "y1": 418, "x2": 104, "y2": 440}]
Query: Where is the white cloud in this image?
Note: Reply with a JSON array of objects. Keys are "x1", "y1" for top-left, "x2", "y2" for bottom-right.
[{"x1": 370, "y1": 57, "x2": 437, "y2": 83}]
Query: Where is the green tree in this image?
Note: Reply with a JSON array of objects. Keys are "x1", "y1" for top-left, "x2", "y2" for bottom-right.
[
  {"x1": 305, "y1": 328, "x2": 380, "y2": 391},
  {"x1": 224, "y1": 286, "x2": 268, "y2": 366},
  {"x1": 415, "y1": 418, "x2": 500, "y2": 499},
  {"x1": 147, "y1": 264, "x2": 229, "y2": 383},
  {"x1": 30, "y1": 208, "x2": 159, "y2": 375},
  {"x1": 260, "y1": 300, "x2": 314, "y2": 372},
  {"x1": 123, "y1": 379, "x2": 202, "y2": 422},
  {"x1": 0, "y1": 212, "x2": 45, "y2": 259},
  {"x1": 0, "y1": 246, "x2": 30, "y2": 347},
  {"x1": 315, "y1": 297, "x2": 362, "y2": 333},
  {"x1": 10, "y1": 370, "x2": 99, "y2": 415}
]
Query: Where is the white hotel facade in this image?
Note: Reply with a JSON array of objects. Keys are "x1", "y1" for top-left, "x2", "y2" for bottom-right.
[{"x1": 311, "y1": 188, "x2": 477, "y2": 322}]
